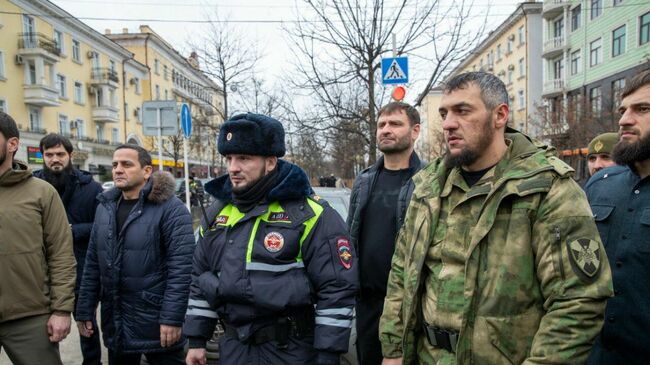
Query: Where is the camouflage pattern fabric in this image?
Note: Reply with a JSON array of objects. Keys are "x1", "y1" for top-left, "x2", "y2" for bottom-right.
[{"x1": 379, "y1": 132, "x2": 613, "y2": 364}]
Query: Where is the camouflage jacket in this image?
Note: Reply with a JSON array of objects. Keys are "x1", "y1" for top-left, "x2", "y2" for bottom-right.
[{"x1": 379, "y1": 132, "x2": 613, "y2": 364}]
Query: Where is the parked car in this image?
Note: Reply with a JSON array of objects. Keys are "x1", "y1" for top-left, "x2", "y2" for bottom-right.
[
  {"x1": 175, "y1": 178, "x2": 207, "y2": 206},
  {"x1": 101, "y1": 181, "x2": 114, "y2": 191}
]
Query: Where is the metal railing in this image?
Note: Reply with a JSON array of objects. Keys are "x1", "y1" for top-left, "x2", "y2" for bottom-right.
[
  {"x1": 17, "y1": 32, "x2": 61, "y2": 56},
  {"x1": 91, "y1": 68, "x2": 119, "y2": 83}
]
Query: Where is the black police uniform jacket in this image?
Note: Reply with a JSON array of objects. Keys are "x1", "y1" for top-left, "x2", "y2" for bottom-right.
[
  {"x1": 183, "y1": 160, "x2": 359, "y2": 361},
  {"x1": 76, "y1": 171, "x2": 195, "y2": 353}
]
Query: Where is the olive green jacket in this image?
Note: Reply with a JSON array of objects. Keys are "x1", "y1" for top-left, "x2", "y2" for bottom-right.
[{"x1": 379, "y1": 132, "x2": 613, "y2": 364}]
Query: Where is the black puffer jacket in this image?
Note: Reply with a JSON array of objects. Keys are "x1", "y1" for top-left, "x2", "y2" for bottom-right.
[{"x1": 76, "y1": 171, "x2": 195, "y2": 353}]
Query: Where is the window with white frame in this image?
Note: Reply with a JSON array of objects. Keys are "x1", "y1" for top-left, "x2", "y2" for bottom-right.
[
  {"x1": 58, "y1": 114, "x2": 69, "y2": 136},
  {"x1": 612, "y1": 25, "x2": 626, "y2": 57},
  {"x1": 612, "y1": 78, "x2": 626, "y2": 109},
  {"x1": 96, "y1": 124, "x2": 105, "y2": 142},
  {"x1": 110, "y1": 60, "x2": 116, "y2": 74},
  {"x1": 164, "y1": 65, "x2": 168, "y2": 80},
  {"x1": 0, "y1": 50, "x2": 5, "y2": 79},
  {"x1": 590, "y1": 87, "x2": 602, "y2": 117},
  {"x1": 112, "y1": 128, "x2": 119, "y2": 144},
  {"x1": 518, "y1": 90, "x2": 525, "y2": 110},
  {"x1": 570, "y1": 49, "x2": 581, "y2": 75},
  {"x1": 507, "y1": 37, "x2": 513, "y2": 54},
  {"x1": 76, "y1": 119, "x2": 85, "y2": 139},
  {"x1": 640, "y1": 12, "x2": 650, "y2": 45},
  {"x1": 56, "y1": 74, "x2": 66, "y2": 98},
  {"x1": 589, "y1": 38, "x2": 602, "y2": 67},
  {"x1": 109, "y1": 89, "x2": 116, "y2": 107},
  {"x1": 74, "y1": 82, "x2": 83, "y2": 103},
  {"x1": 155, "y1": 85, "x2": 160, "y2": 100},
  {"x1": 0, "y1": 99, "x2": 6, "y2": 113},
  {"x1": 134, "y1": 77, "x2": 141, "y2": 94},
  {"x1": 164, "y1": 89, "x2": 168, "y2": 99},
  {"x1": 53, "y1": 30, "x2": 64, "y2": 53},
  {"x1": 591, "y1": 0, "x2": 602, "y2": 20},
  {"x1": 518, "y1": 58, "x2": 525, "y2": 77},
  {"x1": 518, "y1": 26, "x2": 524, "y2": 45},
  {"x1": 496, "y1": 44, "x2": 502, "y2": 61},
  {"x1": 28, "y1": 61, "x2": 36, "y2": 84},
  {"x1": 507, "y1": 68, "x2": 513, "y2": 84},
  {"x1": 571, "y1": 5, "x2": 581, "y2": 31},
  {"x1": 29, "y1": 108, "x2": 41, "y2": 131},
  {"x1": 154, "y1": 59, "x2": 160, "y2": 74},
  {"x1": 72, "y1": 39, "x2": 81, "y2": 62}
]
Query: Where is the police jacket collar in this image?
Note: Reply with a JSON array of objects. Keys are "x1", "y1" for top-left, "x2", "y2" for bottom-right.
[{"x1": 205, "y1": 159, "x2": 312, "y2": 203}]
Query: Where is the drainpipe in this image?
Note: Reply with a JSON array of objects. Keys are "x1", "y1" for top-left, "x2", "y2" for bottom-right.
[{"x1": 122, "y1": 57, "x2": 128, "y2": 143}]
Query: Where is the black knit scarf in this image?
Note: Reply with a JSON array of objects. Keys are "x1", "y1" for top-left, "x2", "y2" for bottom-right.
[{"x1": 232, "y1": 168, "x2": 279, "y2": 212}]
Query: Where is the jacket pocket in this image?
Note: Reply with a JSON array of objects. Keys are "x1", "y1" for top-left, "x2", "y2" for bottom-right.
[
  {"x1": 481, "y1": 310, "x2": 539, "y2": 365},
  {"x1": 591, "y1": 204, "x2": 614, "y2": 247},
  {"x1": 638, "y1": 208, "x2": 650, "y2": 253},
  {"x1": 142, "y1": 290, "x2": 163, "y2": 307}
]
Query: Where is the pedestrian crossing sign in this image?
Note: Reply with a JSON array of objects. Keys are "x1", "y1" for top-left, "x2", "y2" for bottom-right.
[{"x1": 381, "y1": 57, "x2": 408, "y2": 85}]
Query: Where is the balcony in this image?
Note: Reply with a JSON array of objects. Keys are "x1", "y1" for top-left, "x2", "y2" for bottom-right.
[
  {"x1": 542, "y1": 36, "x2": 566, "y2": 58},
  {"x1": 17, "y1": 33, "x2": 61, "y2": 62},
  {"x1": 90, "y1": 68, "x2": 119, "y2": 87},
  {"x1": 542, "y1": 79, "x2": 565, "y2": 97},
  {"x1": 543, "y1": 0, "x2": 568, "y2": 19},
  {"x1": 24, "y1": 84, "x2": 60, "y2": 106},
  {"x1": 92, "y1": 106, "x2": 119, "y2": 123}
]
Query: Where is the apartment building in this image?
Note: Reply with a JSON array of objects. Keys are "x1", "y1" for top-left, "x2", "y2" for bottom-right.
[
  {"x1": 415, "y1": 2, "x2": 544, "y2": 159},
  {"x1": 107, "y1": 26, "x2": 224, "y2": 176}
]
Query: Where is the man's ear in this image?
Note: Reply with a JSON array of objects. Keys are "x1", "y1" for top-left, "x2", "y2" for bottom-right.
[
  {"x1": 143, "y1": 165, "x2": 154, "y2": 180},
  {"x1": 265, "y1": 156, "x2": 278, "y2": 173},
  {"x1": 494, "y1": 103, "x2": 509, "y2": 129}
]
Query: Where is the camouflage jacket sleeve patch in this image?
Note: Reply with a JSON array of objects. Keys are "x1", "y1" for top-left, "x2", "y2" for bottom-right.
[{"x1": 567, "y1": 238, "x2": 602, "y2": 283}]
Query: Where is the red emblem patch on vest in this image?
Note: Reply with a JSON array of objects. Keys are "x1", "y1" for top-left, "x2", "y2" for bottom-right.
[
  {"x1": 264, "y1": 232, "x2": 285, "y2": 253},
  {"x1": 216, "y1": 215, "x2": 228, "y2": 224},
  {"x1": 337, "y1": 237, "x2": 353, "y2": 270},
  {"x1": 268, "y1": 212, "x2": 290, "y2": 222}
]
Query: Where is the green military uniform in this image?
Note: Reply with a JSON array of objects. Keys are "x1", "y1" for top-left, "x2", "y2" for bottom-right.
[{"x1": 380, "y1": 131, "x2": 613, "y2": 364}]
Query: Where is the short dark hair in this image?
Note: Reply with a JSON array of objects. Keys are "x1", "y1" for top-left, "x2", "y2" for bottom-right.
[
  {"x1": 0, "y1": 111, "x2": 19, "y2": 140},
  {"x1": 443, "y1": 71, "x2": 509, "y2": 111},
  {"x1": 378, "y1": 102, "x2": 421, "y2": 125},
  {"x1": 621, "y1": 69, "x2": 650, "y2": 99},
  {"x1": 39, "y1": 133, "x2": 73, "y2": 154},
  {"x1": 114, "y1": 144, "x2": 152, "y2": 168}
]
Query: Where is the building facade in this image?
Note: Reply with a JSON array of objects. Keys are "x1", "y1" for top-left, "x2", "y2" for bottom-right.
[
  {"x1": 415, "y1": 2, "x2": 544, "y2": 159},
  {"x1": 541, "y1": 0, "x2": 650, "y2": 180}
]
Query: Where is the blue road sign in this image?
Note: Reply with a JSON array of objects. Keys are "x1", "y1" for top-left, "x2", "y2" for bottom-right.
[
  {"x1": 381, "y1": 57, "x2": 409, "y2": 85},
  {"x1": 181, "y1": 103, "x2": 192, "y2": 138}
]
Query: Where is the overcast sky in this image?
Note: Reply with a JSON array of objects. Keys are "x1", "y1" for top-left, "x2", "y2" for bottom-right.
[{"x1": 49, "y1": 0, "x2": 523, "y2": 103}]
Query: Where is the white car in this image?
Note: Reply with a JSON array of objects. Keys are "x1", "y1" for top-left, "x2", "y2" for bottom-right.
[{"x1": 101, "y1": 181, "x2": 114, "y2": 191}]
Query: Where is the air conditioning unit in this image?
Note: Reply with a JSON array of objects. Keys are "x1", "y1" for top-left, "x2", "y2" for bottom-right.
[
  {"x1": 15, "y1": 55, "x2": 24, "y2": 65},
  {"x1": 133, "y1": 107, "x2": 140, "y2": 117},
  {"x1": 87, "y1": 50, "x2": 96, "y2": 59},
  {"x1": 129, "y1": 78, "x2": 137, "y2": 85},
  {"x1": 87, "y1": 86, "x2": 96, "y2": 95},
  {"x1": 70, "y1": 120, "x2": 78, "y2": 129}
]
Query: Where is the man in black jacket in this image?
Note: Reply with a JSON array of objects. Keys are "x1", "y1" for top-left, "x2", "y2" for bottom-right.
[
  {"x1": 346, "y1": 102, "x2": 424, "y2": 365},
  {"x1": 34, "y1": 134, "x2": 103, "y2": 365},
  {"x1": 184, "y1": 113, "x2": 358, "y2": 365}
]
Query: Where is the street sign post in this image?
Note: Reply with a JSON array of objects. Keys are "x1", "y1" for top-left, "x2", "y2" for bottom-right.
[
  {"x1": 180, "y1": 103, "x2": 192, "y2": 212},
  {"x1": 381, "y1": 56, "x2": 409, "y2": 85},
  {"x1": 142, "y1": 101, "x2": 178, "y2": 171}
]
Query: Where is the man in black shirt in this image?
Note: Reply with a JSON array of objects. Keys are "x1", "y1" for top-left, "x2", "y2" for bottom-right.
[{"x1": 347, "y1": 102, "x2": 424, "y2": 364}]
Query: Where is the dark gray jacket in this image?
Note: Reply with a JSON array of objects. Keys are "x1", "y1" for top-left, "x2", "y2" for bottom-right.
[{"x1": 346, "y1": 151, "x2": 425, "y2": 253}]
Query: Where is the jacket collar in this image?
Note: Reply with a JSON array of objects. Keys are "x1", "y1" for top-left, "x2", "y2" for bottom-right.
[
  {"x1": 370, "y1": 150, "x2": 423, "y2": 174},
  {"x1": 33, "y1": 168, "x2": 94, "y2": 185},
  {"x1": 99, "y1": 170, "x2": 176, "y2": 204}
]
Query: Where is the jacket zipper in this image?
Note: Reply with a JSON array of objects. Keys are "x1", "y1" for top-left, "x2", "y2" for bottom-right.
[{"x1": 554, "y1": 226, "x2": 565, "y2": 281}]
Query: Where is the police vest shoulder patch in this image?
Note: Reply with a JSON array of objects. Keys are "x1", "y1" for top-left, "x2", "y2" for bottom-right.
[
  {"x1": 269, "y1": 212, "x2": 290, "y2": 222},
  {"x1": 337, "y1": 237, "x2": 353, "y2": 270},
  {"x1": 264, "y1": 232, "x2": 285, "y2": 253},
  {"x1": 567, "y1": 238, "x2": 601, "y2": 282}
]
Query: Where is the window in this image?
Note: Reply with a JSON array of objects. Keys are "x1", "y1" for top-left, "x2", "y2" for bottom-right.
[
  {"x1": 109, "y1": 60, "x2": 116, "y2": 74},
  {"x1": 570, "y1": 49, "x2": 581, "y2": 75},
  {"x1": 135, "y1": 107, "x2": 141, "y2": 123},
  {"x1": 589, "y1": 38, "x2": 602, "y2": 67},
  {"x1": 112, "y1": 128, "x2": 119, "y2": 144},
  {"x1": 164, "y1": 65, "x2": 168, "y2": 80},
  {"x1": 487, "y1": 51, "x2": 493, "y2": 68},
  {"x1": 134, "y1": 77, "x2": 141, "y2": 94},
  {"x1": 75, "y1": 119, "x2": 85, "y2": 139},
  {"x1": 612, "y1": 78, "x2": 626, "y2": 108},
  {"x1": 95, "y1": 88, "x2": 103, "y2": 107},
  {"x1": 53, "y1": 30, "x2": 63, "y2": 53},
  {"x1": 553, "y1": 57, "x2": 564, "y2": 80},
  {"x1": 96, "y1": 125, "x2": 105, "y2": 142},
  {"x1": 614, "y1": 0, "x2": 623, "y2": 5},
  {"x1": 124, "y1": 103, "x2": 129, "y2": 120},
  {"x1": 155, "y1": 84, "x2": 160, "y2": 100},
  {"x1": 90, "y1": 52, "x2": 100, "y2": 69},
  {"x1": 571, "y1": 5, "x2": 581, "y2": 31},
  {"x1": 0, "y1": 50, "x2": 5, "y2": 79},
  {"x1": 507, "y1": 38, "x2": 513, "y2": 54},
  {"x1": 591, "y1": 0, "x2": 602, "y2": 20},
  {"x1": 22, "y1": 15, "x2": 35, "y2": 39},
  {"x1": 72, "y1": 39, "x2": 80, "y2": 62},
  {"x1": 590, "y1": 87, "x2": 602, "y2": 117},
  {"x1": 0, "y1": 99, "x2": 6, "y2": 113},
  {"x1": 506, "y1": 68, "x2": 513, "y2": 84},
  {"x1": 497, "y1": 44, "x2": 502, "y2": 61},
  {"x1": 518, "y1": 58, "x2": 525, "y2": 77},
  {"x1": 164, "y1": 89, "x2": 168, "y2": 99},
  {"x1": 641, "y1": 12, "x2": 650, "y2": 45},
  {"x1": 29, "y1": 108, "x2": 41, "y2": 131},
  {"x1": 612, "y1": 25, "x2": 626, "y2": 57},
  {"x1": 27, "y1": 61, "x2": 36, "y2": 84},
  {"x1": 553, "y1": 17, "x2": 564, "y2": 38},
  {"x1": 56, "y1": 74, "x2": 66, "y2": 98},
  {"x1": 109, "y1": 89, "x2": 116, "y2": 107},
  {"x1": 74, "y1": 82, "x2": 83, "y2": 103},
  {"x1": 518, "y1": 26, "x2": 524, "y2": 45},
  {"x1": 58, "y1": 114, "x2": 69, "y2": 136},
  {"x1": 154, "y1": 59, "x2": 160, "y2": 74}
]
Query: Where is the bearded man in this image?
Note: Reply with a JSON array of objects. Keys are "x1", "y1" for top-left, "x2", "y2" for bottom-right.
[
  {"x1": 585, "y1": 69, "x2": 650, "y2": 363},
  {"x1": 33, "y1": 134, "x2": 104, "y2": 365},
  {"x1": 379, "y1": 72, "x2": 613, "y2": 364}
]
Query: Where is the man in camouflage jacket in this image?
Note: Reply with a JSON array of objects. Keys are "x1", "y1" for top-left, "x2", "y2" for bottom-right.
[{"x1": 379, "y1": 72, "x2": 613, "y2": 365}]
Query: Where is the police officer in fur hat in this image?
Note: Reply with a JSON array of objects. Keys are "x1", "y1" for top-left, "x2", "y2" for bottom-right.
[
  {"x1": 587, "y1": 132, "x2": 619, "y2": 176},
  {"x1": 184, "y1": 113, "x2": 358, "y2": 365}
]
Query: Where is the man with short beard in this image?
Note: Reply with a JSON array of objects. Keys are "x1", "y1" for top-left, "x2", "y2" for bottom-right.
[
  {"x1": 346, "y1": 102, "x2": 424, "y2": 364},
  {"x1": 0, "y1": 112, "x2": 76, "y2": 365},
  {"x1": 184, "y1": 113, "x2": 358, "y2": 365},
  {"x1": 585, "y1": 70, "x2": 650, "y2": 363},
  {"x1": 379, "y1": 72, "x2": 612, "y2": 364},
  {"x1": 33, "y1": 134, "x2": 103, "y2": 365}
]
